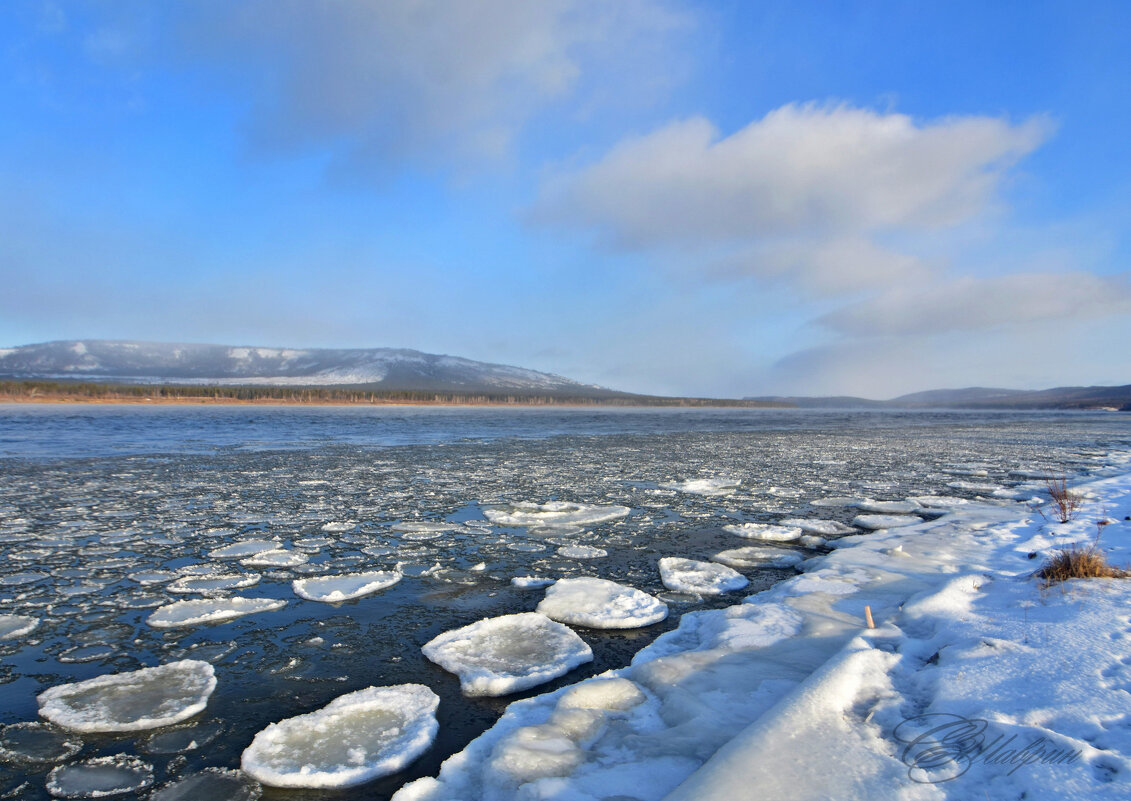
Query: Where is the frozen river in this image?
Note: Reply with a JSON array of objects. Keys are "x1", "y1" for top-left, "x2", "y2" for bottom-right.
[{"x1": 1, "y1": 405, "x2": 1129, "y2": 799}]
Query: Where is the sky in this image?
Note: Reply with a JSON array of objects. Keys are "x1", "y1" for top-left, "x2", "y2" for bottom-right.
[{"x1": 1, "y1": 0, "x2": 1129, "y2": 399}]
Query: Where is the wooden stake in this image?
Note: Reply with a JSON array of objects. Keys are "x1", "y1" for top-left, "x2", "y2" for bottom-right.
[{"x1": 864, "y1": 605, "x2": 875, "y2": 629}]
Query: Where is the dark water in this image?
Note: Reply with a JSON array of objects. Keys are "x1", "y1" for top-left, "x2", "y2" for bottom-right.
[{"x1": 0, "y1": 405, "x2": 1129, "y2": 799}]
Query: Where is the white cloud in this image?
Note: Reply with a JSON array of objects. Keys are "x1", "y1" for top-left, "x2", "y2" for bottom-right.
[
  {"x1": 532, "y1": 103, "x2": 1049, "y2": 295},
  {"x1": 818, "y1": 272, "x2": 1131, "y2": 336},
  {"x1": 179, "y1": 0, "x2": 686, "y2": 173},
  {"x1": 535, "y1": 104, "x2": 1048, "y2": 242}
]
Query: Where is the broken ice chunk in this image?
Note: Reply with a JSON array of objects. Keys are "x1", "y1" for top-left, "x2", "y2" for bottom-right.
[
  {"x1": 712, "y1": 547, "x2": 804, "y2": 569},
  {"x1": 661, "y1": 477, "x2": 741, "y2": 496},
  {"x1": 167, "y1": 573, "x2": 261, "y2": 594},
  {"x1": 208, "y1": 540, "x2": 280, "y2": 559},
  {"x1": 240, "y1": 550, "x2": 309, "y2": 568},
  {"x1": 537, "y1": 577, "x2": 668, "y2": 629},
  {"x1": 37, "y1": 660, "x2": 216, "y2": 733},
  {"x1": 0, "y1": 614, "x2": 39, "y2": 639},
  {"x1": 658, "y1": 557, "x2": 748, "y2": 596},
  {"x1": 0, "y1": 722, "x2": 82, "y2": 763},
  {"x1": 241, "y1": 685, "x2": 439, "y2": 789},
  {"x1": 483, "y1": 501, "x2": 630, "y2": 528},
  {"x1": 722, "y1": 523, "x2": 803, "y2": 542},
  {"x1": 292, "y1": 570, "x2": 402, "y2": 603},
  {"x1": 147, "y1": 597, "x2": 286, "y2": 628},
  {"x1": 422, "y1": 612, "x2": 592, "y2": 696},
  {"x1": 148, "y1": 768, "x2": 261, "y2": 801},
  {"x1": 46, "y1": 755, "x2": 153, "y2": 798}
]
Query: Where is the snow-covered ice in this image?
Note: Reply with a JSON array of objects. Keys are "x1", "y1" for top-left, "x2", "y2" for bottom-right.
[
  {"x1": 483, "y1": 502, "x2": 630, "y2": 528},
  {"x1": 422, "y1": 613, "x2": 593, "y2": 696},
  {"x1": 38, "y1": 660, "x2": 217, "y2": 733},
  {"x1": 537, "y1": 577, "x2": 668, "y2": 629},
  {"x1": 167, "y1": 572, "x2": 260, "y2": 594},
  {"x1": 555, "y1": 544, "x2": 607, "y2": 559},
  {"x1": 511, "y1": 576, "x2": 555, "y2": 589},
  {"x1": 240, "y1": 549, "x2": 309, "y2": 568},
  {"x1": 722, "y1": 522, "x2": 803, "y2": 541},
  {"x1": 241, "y1": 685, "x2": 439, "y2": 789},
  {"x1": 657, "y1": 557, "x2": 748, "y2": 595},
  {"x1": 208, "y1": 540, "x2": 280, "y2": 559},
  {"x1": 850, "y1": 513, "x2": 924, "y2": 530},
  {"x1": 292, "y1": 570, "x2": 402, "y2": 603},
  {"x1": 712, "y1": 546, "x2": 805, "y2": 569},
  {"x1": 779, "y1": 518, "x2": 856, "y2": 535},
  {"x1": 147, "y1": 597, "x2": 287, "y2": 628}
]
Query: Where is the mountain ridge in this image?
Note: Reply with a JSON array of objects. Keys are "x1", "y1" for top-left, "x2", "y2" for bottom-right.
[
  {"x1": 748, "y1": 384, "x2": 1131, "y2": 411},
  {"x1": 0, "y1": 339, "x2": 613, "y2": 396}
]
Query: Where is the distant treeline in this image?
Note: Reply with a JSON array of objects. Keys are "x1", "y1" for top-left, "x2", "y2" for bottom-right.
[{"x1": 0, "y1": 380, "x2": 788, "y2": 408}]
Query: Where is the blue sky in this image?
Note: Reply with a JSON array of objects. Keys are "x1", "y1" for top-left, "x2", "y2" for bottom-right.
[{"x1": 1, "y1": 0, "x2": 1128, "y2": 398}]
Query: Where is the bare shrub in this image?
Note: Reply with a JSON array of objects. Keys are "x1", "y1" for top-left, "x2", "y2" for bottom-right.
[{"x1": 1044, "y1": 476, "x2": 1083, "y2": 523}]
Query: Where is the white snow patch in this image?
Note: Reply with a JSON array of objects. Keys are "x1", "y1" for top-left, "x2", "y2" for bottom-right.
[{"x1": 779, "y1": 518, "x2": 856, "y2": 535}]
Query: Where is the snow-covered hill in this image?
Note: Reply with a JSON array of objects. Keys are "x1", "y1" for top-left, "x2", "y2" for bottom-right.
[{"x1": 0, "y1": 340, "x2": 606, "y2": 394}]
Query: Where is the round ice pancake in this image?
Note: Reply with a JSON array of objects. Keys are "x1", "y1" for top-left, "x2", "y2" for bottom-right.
[
  {"x1": 292, "y1": 570, "x2": 402, "y2": 603},
  {"x1": 658, "y1": 557, "x2": 748, "y2": 595},
  {"x1": 38, "y1": 660, "x2": 216, "y2": 733},
  {"x1": 241, "y1": 684, "x2": 439, "y2": 789},
  {"x1": 537, "y1": 577, "x2": 668, "y2": 629},
  {"x1": 422, "y1": 612, "x2": 592, "y2": 696}
]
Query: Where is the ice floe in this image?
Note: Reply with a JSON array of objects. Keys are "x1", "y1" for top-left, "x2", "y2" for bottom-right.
[
  {"x1": 0, "y1": 722, "x2": 82, "y2": 763},
  {"x1": 661, "y1": 477, "x2": 741, "y2": 496},
  {"x1": 555, "y1": 544, "x2": 608, "y2": 559},
  {"x1": 46, "y1": 755, "x2": 153, "y2": 798},
  {"x1": 712, "y1": 546, "x2": 805, "y2": 569},
  {"x1": 240, "y1": 549, "x2": 309, "y2": 568},
  {"x1": 483, "y1": 501, "x2": 630, "y2": 528},
  {"x1": 0, "y1": 614, "x2": 39, "y2": 639},
  {"x1": 147, "y1": 597, "x2": 287, "y2": 628},
  {"x1": 511, "y1": 576, "x2": 555, "y2": 588},
  {"x1": 292, "y1": 570, "x2": 402, "y2": 603},
  {"x1": 658, "y1": 557, "x2": 748, "y2": 595},
  {"x1": 241, "y1": 685, "x2": 439, "y2": 789},
  {"x1": 850, "y1": 513, "x2": 924, "y2": 530},
  {"x1": 422, "y1": 612, "x2": 592, "y2": 696},
  {"x1": 167, "y1": 572, "x2": 261, "y2": 594},
  {"x1": 852, "y1": 499, "x2": 921, "y2": 514},
  {"x1": 722, "y1": 522, "x2": 803, "y2": 541},
  {"x1": 38, "y1": 660, "x2": 216, "y2": 733},
  {"x1": 208, "y1": 540, "x2": 280, "y2": 559},
  {"x1": 149, "y1": 768, "x2": 261, "y2": 801},
  {"x1": 778, "y1": 518, "x2": 856, "y2": 535},
  {"x1": 537, "y1": 577, "x2": 668, "y2": 629}
]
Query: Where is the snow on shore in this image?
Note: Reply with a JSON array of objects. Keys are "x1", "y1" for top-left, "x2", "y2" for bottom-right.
[{"x1": 395, "y1": 459, "x2": 1131, "y2": 801}]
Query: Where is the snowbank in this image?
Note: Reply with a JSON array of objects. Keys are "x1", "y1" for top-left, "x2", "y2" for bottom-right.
[{"x1": 395, "y1": 460, "x2": 1131, "y2": 801}]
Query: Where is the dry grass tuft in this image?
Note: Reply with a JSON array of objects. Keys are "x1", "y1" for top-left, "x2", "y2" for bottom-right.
[
  {"x1": 1044, "y1": 476, "x2": 1083, "y2": 524},
  {"x1": 1037, "y1": 544, "x2": 1127, "y2": 585}
]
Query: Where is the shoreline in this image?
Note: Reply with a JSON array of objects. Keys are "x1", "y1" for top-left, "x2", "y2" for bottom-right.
[
  {"x1": 0, "y1": 395, "x2": 780, "y2": 409},
  {"x1": 396, "y1": 457, "x2": 1131, "y2": 801}
]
